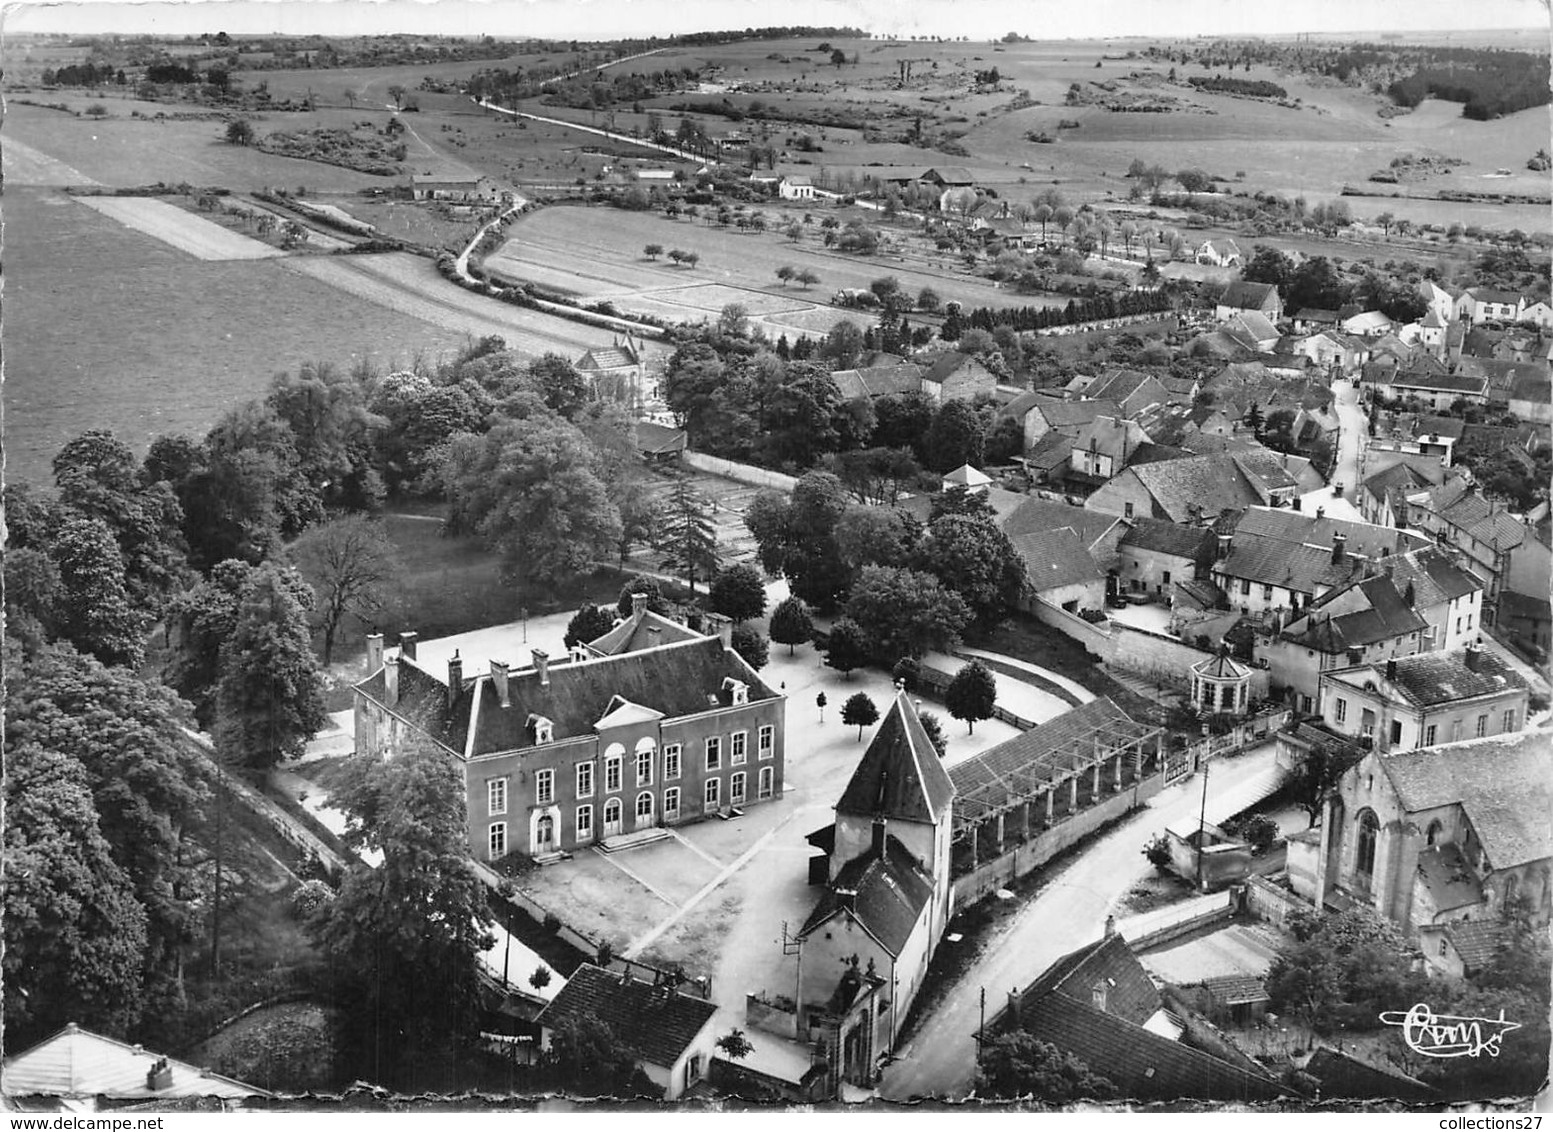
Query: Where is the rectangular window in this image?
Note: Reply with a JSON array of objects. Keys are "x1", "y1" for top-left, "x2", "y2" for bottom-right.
[
  {"x1": 704, "y1": 777, "x2": 721, "y2": 814},
  {"x1": 535, "y1": 769, "x2": 554, "y2": 806},
  {"x1": 758, "y1": 766, "x2": 774, "y2": 799},
  {"x1": 1263, "y1": 584, "x2": 1274, "y2": 601},
  {"x1": 664, "y1": 744, "x2": 681, "y2": 781},
  {"x1": 1334, "y1": 699, "x2": 1347, "y2": 724},
  {"x1": 576, "y1": 762, "x2": 594, "y2": 800},
  {"x1": 1124, "y1": 502, "x2": 1134, "y2": 519},
  {"x1": 605, "y1": 754, "x2": 622, "y2": 794},
  {"x1": 1162, "y1": 571, "x2": 1172, "y2": 585},
  {"x1": 731, "y1": 731, "x2": 747, "y2": 765},
  {"x1": 706, "y1": 736, "x2": 722, "y2": 772},
  {"x1": 758, "y1": 726, "x2": 774, "y2": 759},
  {"x1": 664, "y1": 787, "x2": 681, "y2": 821},
  {"x1": 1450, "y1": 718, "x2": 1463, "y2": 742},
  {"x1": 1242, "y1": 579, "x2": 1252, "y2": 596},
  {"x1": 1390, "y1": 720, "x2": 1403, "y2": 745},
  {"x1": 731, "y1": 771, "x2": 746, "y2": 805},
  {"x1": 1476, "y1": 714, "x2": 1488, "y2": 738},
  {"x1": 1503, "y1": 709, "x2": 1516, "y2": 732},
  {"x1": 636, "y1": 748, "x2": 653, "y2": 787},
  {"x1": 576, "y1": 804, "x2": 593, "y2": 842},
  {"x1": 488, "y1": 822, "x2": 507, "y2": 860},
  {"x1": 1425, "y1": 724, "x2": 1437, "y2": 746},
  {"x1": 488, "y1": 777, "x2": 507, "y2": 817}
]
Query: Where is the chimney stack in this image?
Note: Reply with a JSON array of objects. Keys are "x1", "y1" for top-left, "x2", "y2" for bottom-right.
[
  {"x1": 1215, "y1": 533, "x2": 1232, "y2": 561},
  {"x1": 1464, "y1": 643, "x2": 1481, "y2": 672},
  {"x1": 491, "y1": 659, "x2": 511, "y2": 708},
  {"x1": 532, "y1": 649, "x2": 550, "y2": 687},
  {"x1": 1104, "y1": 914, "x2": 1117, "y2": 938},
  {"x1": 447, "y1": 651, "x2": 463, "y2": 709},
  {"x1": 706, "y1": 612, "x2": 734, "y2": 649},
  {"x1": 1331, "y1": 532, "x2": 1347, "y2": 566},
  {"x1": 146, "y1": 1057, "x2": 173, "y2": 1093},
  {"x1": 384, "y1": 654, "x2": 400, "y2": 705},
  {"x1": 367, "y1": 631, "x2": 385, "y2": 673},
  {"x1": 631, "y1": 592, "x2": 650, "y2": 622},
  {"x1": 871, "y1": 817, "x2": 887, "y2": 858},
  {"x1": 1316, "y1": 506, "x2": 1326, "y2": 520},
  {"x1": 1385, "y1": 658, "x2": 1397, "y2": 681},
  {"x1": 398, "y1": 631, "x2": 418, "y2": 662}
]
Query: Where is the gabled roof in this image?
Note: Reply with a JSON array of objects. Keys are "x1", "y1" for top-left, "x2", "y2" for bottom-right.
[
  {"x1": 1284, "y1": 575, "x2": 1429, "y2": 651},
  {"x1": 2, "y1": 1023, "x2": 268, "y2": 1102},
  {"x1": 1116, "y1": 455, "x2": 1268, "y2": 523},
  {"x1": 1120, "y1": 518, "x2": 1215, "y2": 560},
  {"x1": 1230, "y1": 506, "x2": 1421, "y2": 562},
  {"x1": 1304, "y1": 1046, "x2": 1434, "y2": 1101},
  {"x1": 1010, "y1": 527, "x2": 1106, "y2": 593},
  {"x1": 1020, "y1": 933, "x2": 1162, "y2": 1027},
  {"x1": 1442, "y1": 919, "x2": 1508, "y2": 970},
  {"x1": 1084, "y1": 367, "x2": 1162, "y2": 406},
  {"x1": 537, "y1": 965, "x2": 718, "y2": 1070},
  {"x1": 1378, "y1": 729, "x2": 1552, "y2": 868},
  {"x1": 633, "y1": 421, "x2": 688, "y2": 455},
  {"x1": 1465, "y1": 287, "x2": 1524, "y2": 306},
  {"x1": 587, "y1": 608, "x2": 703, "y2": 656},
  {"x1": 835, "y1": 691, "x2": 955, "y2": 825},
  {"x1": 1294, "y1": 308, "x2": 1340, "y2": 324},
  {"x1": 799, "y1": 833, "x2": 934, "y2": 955},
  {"x1": 922, "y1": 351, "x2": 987, "y2": 384},
  {"x1": 1379, "y1": 546, "x2": 1480, "y2": 609},
  {"x1": 1070, "y1": 415, "x2": 1150, "y2": 461},
  {"x1": 1383, "y1": 370, "x2": 1489, "y2": 396},
  {"x1": 1330, "y1": 648, "x2": 1528, "y2": 708},
  {"x1": 1002, "y1": 497, "x2": 1119, "y2": 547},
  {"x1": 1218, "y1": 280, "x2": 1279, "y2": 311},
  {"x1": 580, "y1": 345, "x2": 639, "y2": 370},
  {"x1": 1228, "y1": 311, "x2": 1280, "y2": 344},
  {"x1": 830, "y1": 363, "x2": 924, "y2": 400},
  {"x1": 922, "y1": 166, "x2": 975, "y2": 184},
  {"x1": 1457, "y1": 357, "x2": 1551, "y2": 394}
]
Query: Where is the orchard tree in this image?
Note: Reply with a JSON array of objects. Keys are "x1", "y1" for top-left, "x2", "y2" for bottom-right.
[
  {"x1": 644, "y1": 243, "x2": 663, "y2": 260},
  {"x1": 709, "y1": 563, "x2": 767, "y2": 623},
  {"x1": 824, "y1": 618, "x2": 870, "y2": 679},
  {"x1": 841, "y1": 692, "x2": 880, "y2": 740},
  {"x1": 213, "y1": 563, "x2": 328, "y2": 771},
  {"x1": 769, "y1": 596, "x2": 814, "y2": 654},
  {"x1": 288, "y1": 515, "x2": 397, "y2": 666},
  {"x1": 945, "y1": 659, "x2": 997, "y2": 733},
  {"x1": 224, "y1": 118, "x2": 254, "y2": 145}
]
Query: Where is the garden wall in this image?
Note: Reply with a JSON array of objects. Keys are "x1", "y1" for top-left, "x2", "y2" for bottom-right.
[
  {"x1": 952, "y1": 771, "x2": 1166, "y2": 906},
  {"x1": 1117, "y1": 890, "x2": 1234, "y2": 950},
  {"x1": 683, "y1": 450, "x2": 799, "y2": 493},
  {"x1": 1243, "y1": 875, "x2": 1316, "y2": 931}
]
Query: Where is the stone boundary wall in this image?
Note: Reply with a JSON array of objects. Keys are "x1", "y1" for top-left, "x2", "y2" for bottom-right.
[{"x1": 683, "y1": 450, "x2": 799, "y2": 493}]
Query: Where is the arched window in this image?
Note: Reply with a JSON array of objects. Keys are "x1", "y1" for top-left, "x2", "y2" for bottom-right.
[
  {"x1": 1356, "y1": 809, "x2": 1380, "y2": 882},
  {"x1": 1426, "y1": 820, "x2": 1443, "y2": 847},
  {"x1": 604, "y1": 798, "x2": 621, "y2": 826},
  {"x1": 537, "y1": 813, "x2": 555, "y2": 849},
  {"x1": 635, "y1": 791, "x2": 654, "y2": 822}
]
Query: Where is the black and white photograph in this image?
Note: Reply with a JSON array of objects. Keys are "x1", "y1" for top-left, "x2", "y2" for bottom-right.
[{"x1": 2, "y1": 0, "x2": 1549, "y2": 1114}]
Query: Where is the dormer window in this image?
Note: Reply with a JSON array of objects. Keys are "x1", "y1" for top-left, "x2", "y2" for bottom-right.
[
  {"x1": 724, "y1": 678, "x2": 749, "y2": 706},
  {"x1": 529, "y1": 714, "x2": 554, "y2": 745}
]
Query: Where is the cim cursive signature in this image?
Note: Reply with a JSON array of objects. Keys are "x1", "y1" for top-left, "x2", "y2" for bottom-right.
[{"x1": 1378, "y1": 1002, "x2": 1521, "y2": 1059}]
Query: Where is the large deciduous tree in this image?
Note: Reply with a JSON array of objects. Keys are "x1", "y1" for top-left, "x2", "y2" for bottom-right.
[
  {"x1": 769, "y1": 596, "x2": 814, "y2": 655},
  {"x1": 709, "y1": 563, "x2": 768, "y2": 623},
  {"x1": 923, "y1": 399, "x2": 987, "y2": 473},
  {"x1": 213, "y1": 564, "x2": 328, "y2": 770},
  {"x1": 266, "y1": 362, "x2": 387, "y2": 513},
  {"x1": 563, "y1": 603, "x2": 617, "y2": 649},
  {"x1": 312, "y1": 736, "x2": 495, "y2": 1091},
  {"x1": 845, "y1": 565, "x2": 972, "y2": 663},
  {"x1": 50, "y1": 515, "x2": 148, "y2": 668},
  {"x1": 288, "y1": 515, "x2": 398, "y2": 666},
  {"x1": 975, "y1": 1032, "x2": 1117, "y2": 1102},
  {"x1": 914, "y1": 514, "x2": 1027, "y2": 627}
]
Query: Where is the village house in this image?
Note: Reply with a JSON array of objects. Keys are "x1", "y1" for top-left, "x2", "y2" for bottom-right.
[
  {"x1": 1291, "y1": 329, "x2": 1371, "y2": 376},
  {"x1": 1222, "y1": 311, "x2": 1282, "y2": 353},
  {"x1": 1292, "y1": 308, "x2": 1341, "y2": 334},
  {"x1": 1356, "y1": 460, "x2": 1448, "y2": 528},
  {"x1": 411, "y1": 169, "x2": 510, "y2": 203},
  {"x1": 1365, "y1": 413, "x2": 1463, "y2": 469},
  {"x1": 1340, "y1": 310, "x2": 1393, "y2": 339},
  {"x1": 918, "y1": 351, "x2": 998, "y2": 403},
  {"x1": 1215, "y1": 279, "x2": 1283, "y2": 323},
  {"x1": 352, "y1": 616, "x2": 785, "y2": 863},
  {"x1": 829, "y1": 362, "x2": 925, "y2": 401},
  {"x1": 1117, "y1": 518, "x2": 1216, "y2": 598},
  {"x1": 1519, "y1": 298, "x2": 1553, "y2": 330},
  {"x1": 1455, "y1": 288, "x2": 1527, "y2": 326},
  {"x1": 1418, "y1": 279, "x2": 1457, "y2": 325},
  {"x1": 999, "y1": 390, "x2": 1120, "y2": 453},
  {"x1": 798, "y1": 693, "x2": 955, "y2": 1084},
  {"x1": 1363, "y1": 368, "x2": 1490, "y2": 411},
  {"x1": 1406, "y1": 480, "x2": 1550, "y2": 618},
  {"x1": 1002, "y1": 496, "x2": 1128, "y2": 607},
  {"x1": 1382, "y1": 546, "x2": 1485, "y2": 653},
  {"x1": 1085, "y1": 452, "x2": 1299, "y2": 525},
  {"x1": 779, "y1": 175, "x2": 816, "y2": 200},
  {"x1": 536, "y1": 964, "x2": 719, "y2": 1099},
  {"x1": 1302, "y1": 728, "x2": 1551, "y2": 938},
  {"x1": 1064, "y1": 416, "x2": 1151, "y2": 493},
  {"x1": 1194, "y1": 238, "x2": 1242, "y2": 267}
]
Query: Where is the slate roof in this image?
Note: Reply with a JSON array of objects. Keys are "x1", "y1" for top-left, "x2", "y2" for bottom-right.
[
  {"x1": 1218, "y1": 280, "x2": 1279, "y2": 312},
  {"x1": 1304, "y1": 1046, "x2": 1434, "y2": 1101},
  {"x1": 587, "y1": 609, "x2": 704, "y2": 656},
  {"x1": 1379, "y1": 547, "x2": 1480, "y2": 610},
  {"x1": 835, "y1": 691, "x2": 955, "y2": 825},
  {"x1": 1336, "y1": 648, "x2": 1528, "y2": 708},
  {"x1": 579, "y1": 344, "x2": 639, "y2": 370},
  {"x1": 1009, "y1": 528, "x2": 1106, "y2": 594},
  {"x1": 1412, "y1": 843, "x2": 1484, "y2": 914},
  {"x1": 799, "y1": 833, "x2": 934, "y2": 955},
  {"x1": 1442, "y1": 919, "x2": 1507, "y2": 970},
  {"x1": 1121, "y1": 518, "x2": 1215, "y2": 560},
  {"x1": 634, "y1": 421, "x2": 688, "y2": 455},
  {"x1": 830, "y1": 363, "x2": 924, "y2": 400},
  {"x1": 1378, "y1": 729, "x2": 1553, "y2": 868},
  {"x1": 537, "y1": 965, "x2": 718, "y2": 1070},
  {"x1": 2, "y1": 1024, "x2": 268, "y2": 1102},
  {"x1": 1283, "y1": 576, "x2": 1429, "y2": 651}
]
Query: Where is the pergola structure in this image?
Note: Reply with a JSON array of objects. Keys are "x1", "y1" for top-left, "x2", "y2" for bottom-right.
[{"x1": 948, "y1": 697, "x2": 1164, "y2": 873}]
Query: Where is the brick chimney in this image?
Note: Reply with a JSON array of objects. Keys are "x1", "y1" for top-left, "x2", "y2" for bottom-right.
[
  {"x1": 491, "y1": 659, "x2": 510, "y2": 708},
  {"x1": 447, "y1": 651, "x2": 463, "y2": 710},
  {"x1": 145, "y1": 1057, "x2": 173, "y2": 1092},
  {"x1": 366, "y1": 631, "x2": 385, "y2": 673},
  {"x1": 1331, "y1": 532, "x2": 1347, "y2": 566},
  {"x1": 532, "y1": 649, "x2": 550, "y2": 687},
  {"x1": 398, "y1": 631, "x2": 418, "y2": 661},
  {"x1": 383, "y1": 654, "x2": 400, "y2": 705}
]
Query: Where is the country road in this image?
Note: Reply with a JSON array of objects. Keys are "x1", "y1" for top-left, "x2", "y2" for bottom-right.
[{"x1": 878, "y1": 743, "x2": 1282, "y2": 1100}]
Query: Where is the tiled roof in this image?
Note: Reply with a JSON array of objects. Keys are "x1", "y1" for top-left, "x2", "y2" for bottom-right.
[
  {"x1": 922, "y1": 351, "x2": 985, "y2": 383},
  {"x1": 924, "y1": 166, "x2": 974, "y2": 184},
  {"x1": 951, "y1": 698, "x2": 1152, "y2": 823},
  {"x1": 1229, "y1": 311, "x2": 1280, "y2": 343},
  {"x1": 1498, "y1": 589, "x2": 1551, "y2": 623},
  {"x1": 1379, "y1": 729, "x2": 1553, "y2": 868},
  {"x1": 1002, "y1": 498, "x2": 1119, "y2": 548},
  {"x1": 1009, "y1": 528, "x2": 1105, "y2": 593},
  {"x1": 1421, "y1": 309, "x2": 1445, "y2": 329},
  {"x1": 1123, "y1": 455, "x2": 1268, "y2": 523},
  {"x1": 1361, "y1": 462, "x2": 1435, "y2": 505},
  {"x1": 1, "y1": 1024, "x2": 267, "y2": 1101},
  {"x1": 799, "y1": 834, "x2": 934, "y2": 955},
  {"x1": 1412, "y1": 843, "x2": 1484, "y2": 913},
  {"x1": 1084, "y1": 368, "x2": 1159, "y2": 405},
  {"x1": 1442, "y1": 919, "x2": 1507, "y2": 970},
  {"x1": 1304, "y1": 1046, "x2": 1433, "y2": 1101},
  {"x1": 1457, "y1": 357, "x2": 1550, "y2": 392},
  {"x1": 1379, "y1": 547, "x2": 1480, "y2": 609},
  {"x1": 830, "y1": 363, "x2": 924, "y2": 400},
  {"x1": 634, "y1": 421, "x2": 687, "y2": 454},
  {"x1": 1231, "y1": 507, "x2": 1420, "y2": 561},
  {"x1": 580, "y1": 345, "x2": 638, "y2": 370},
  {"x1": 1020, "y1": 934, "x2": 1162, "y2": 1027},
  {"x1": 1295, "y1": 308, "x2": 1340, "y2": 323},
  {"x1": 1025, "y1": 430, "x2": 1073, "y2": 472},
  {"x1": 1198, "y1": 974, "x2": 1268, "y2": 1006},
  {"x1": 1226, "y1": 450, "x2": 1302, "y2": 494},
  {"x1": 1340, "y1": 648, "x2": 1528, "y2": 708},
  {"x1": 1467, "y1": 287, "x2": 1524, "y2": 305},
  {"x1": 1218, "y1": 539, "x2": 1364, "y2": 594},
  {"x1": 1127, "y1": 442, "x2": 1194, "y2": 465},
  {"x1": 587, "y1": 609, "x2": 704, "y2": 656},
  {"x1": 537, "y1": 965, "x2": 718, "y2": 1070},
  {"x1": 1070, "y1": 415, "x2": 1150, "y2": 461},
  {"x1": 1384, "y1": 370, "x2": 1490, "y2": 396},
  {"x1": 1120, "y1": 518, "x2": 1215, "y2": 560},
  {"x1": 1284, "y1": 575, "x2": 1429, "y2": 651},
  {"x1": 835, "y1": 691, "x2": 956, "y2": 825},
  {"x1": 1412, "y1": 414, "x2": 1466, "y2": 441},
  {"x1": 1218, "y1": 280, "x2": 1279, "y2": 311}
]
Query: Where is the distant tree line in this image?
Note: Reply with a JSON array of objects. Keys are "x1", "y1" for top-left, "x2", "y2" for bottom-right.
[{"x1": 1185, "y1": 74, "x2": 1287, "y2": 99}]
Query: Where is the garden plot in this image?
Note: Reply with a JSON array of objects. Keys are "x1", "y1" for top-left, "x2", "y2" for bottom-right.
[{"x1": 75, "y1": 195, "x2": 285, "y2": 260}]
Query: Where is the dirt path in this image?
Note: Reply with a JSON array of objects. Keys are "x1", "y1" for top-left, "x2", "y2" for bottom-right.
[
  {"x1": 74, "y1": 195, "x2": 286, "y2": 261},
  {"x1": 2, "y1": 136, "x2": 101, "y2": 186}
]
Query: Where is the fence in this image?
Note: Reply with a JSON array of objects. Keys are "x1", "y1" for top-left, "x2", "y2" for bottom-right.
[
  {"x1": 1116, "y1": 889, "x2": 1234, "y2": 950},
  {"x1": 917, "y1": 656, "x2": 1040, "y2": 730},
  {"x1": 683, "y1": 450, "x2": 799, "y2": 493},
  {"x1": 1180, "y1": 707, "x2": 1290, "y2": 767},
  {"x1": 951, "y1": 771, "x2": 1166, "y2": 906}
]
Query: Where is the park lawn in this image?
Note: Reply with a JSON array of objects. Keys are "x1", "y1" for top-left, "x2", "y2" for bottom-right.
[{"x1": 2, "y1": 186, "x2": 475, "y2": 487}]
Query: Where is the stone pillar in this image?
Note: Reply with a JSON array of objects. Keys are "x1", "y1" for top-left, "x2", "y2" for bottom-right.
[
  {"x1": 1092, "y1": 760, "x2": 1102, "y2": 799},
  {"x1": 969, "y1": 827, "x2": 978, "y2": 869},
  {"x1": 1113, "y1": 752, "x2": 1123, "y2": 790},
  {"x1": 1068, "y1": 776, "x2": 1078, "y2": 812},
  {"x1": 996, "y1": 813, "x2": 1005, "y2": 854},
  {"x1": 1045, "y1": 788, "x2": 1054, "y2": 821}
]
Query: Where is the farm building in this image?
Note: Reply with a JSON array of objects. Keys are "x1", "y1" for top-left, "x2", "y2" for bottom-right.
[
  {"x1": 411, "y1": 169, "x2": 511, "y2": 203},
  {"x1": 1214, "y1": 280, "x2": 1283, "y2": 323},
  {"x1": 779, "y1": 175, "x2": 816, "y2": 200},
  {"x1": 920, "y1": 166, "x2": 975, "y2": 188},
  {"x1": 1195, "y1": 238, "x2": 1242, "y2": 267}
]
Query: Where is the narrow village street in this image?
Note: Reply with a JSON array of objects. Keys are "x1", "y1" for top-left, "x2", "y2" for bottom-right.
[
  {"x1": 877, "y1": 742, "x2": 1282, "y2": 1101},
  {"x1": 1330, "y1": 376, "x2": 1368, "y2": 495}
]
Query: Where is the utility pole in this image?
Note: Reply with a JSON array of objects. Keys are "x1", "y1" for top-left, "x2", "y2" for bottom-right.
[
  {"x1": 1195, "y1": 759, "x2": 1211, "y2": 891},
  {"x1": 210, "y1": 754, "x2": 224, "y2": 977},
  {"x1": 978, "y1": 986, "x2": 986, "y2": 1050}
]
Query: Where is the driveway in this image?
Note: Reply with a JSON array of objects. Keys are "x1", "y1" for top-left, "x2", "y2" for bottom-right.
[{"x1": 877, "y1": 742, "x2": 1283, "y2": 1101}]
